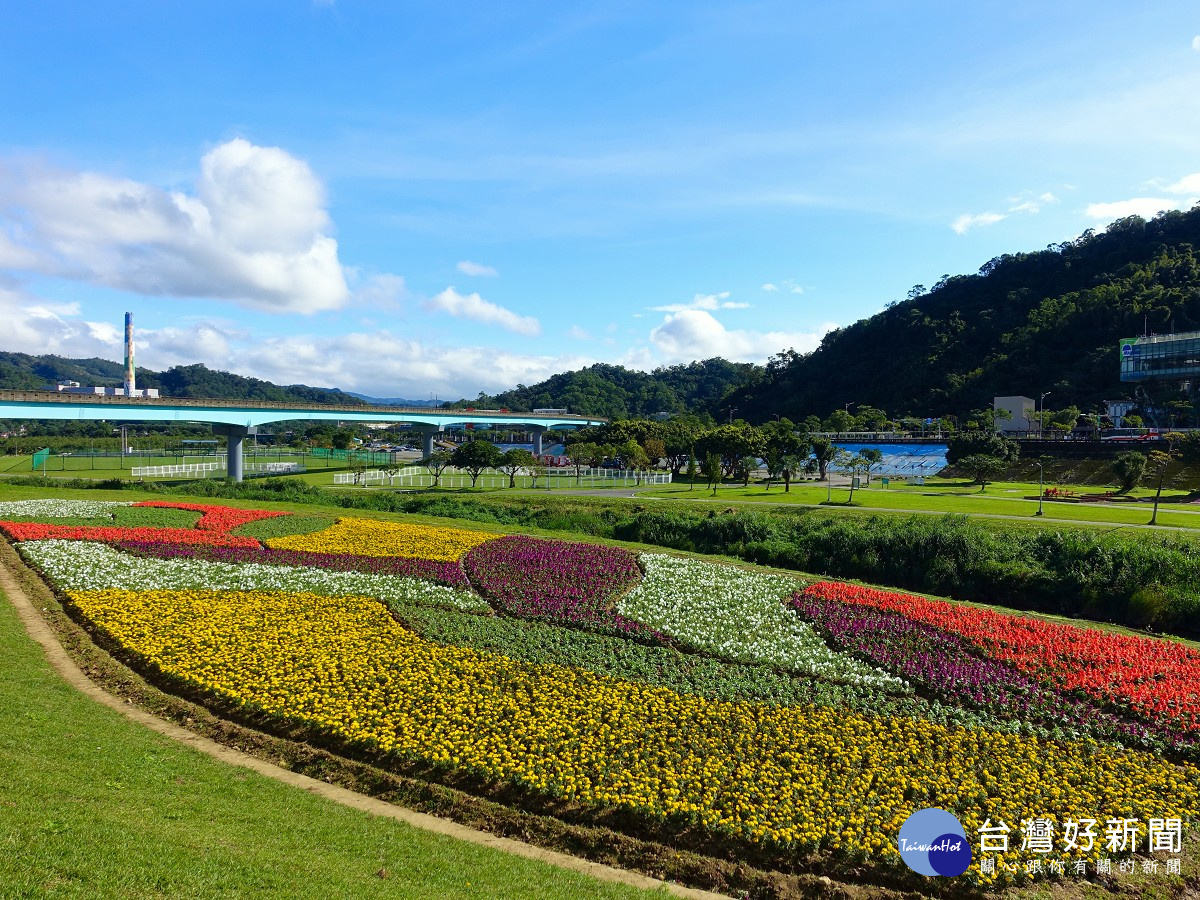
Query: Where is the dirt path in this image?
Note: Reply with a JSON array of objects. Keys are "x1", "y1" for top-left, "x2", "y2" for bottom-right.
[{"x1": 0, "y1": 560, "x2": 727, "y2": 900}]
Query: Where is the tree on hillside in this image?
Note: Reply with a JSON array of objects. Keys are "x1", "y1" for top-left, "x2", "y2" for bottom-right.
[
  {"x1": 1112, "y1": 451, "x2": 1148, "y2": 495},
  {"x1": 450, "y1": 439, "x2": 502, "y2": 488}
]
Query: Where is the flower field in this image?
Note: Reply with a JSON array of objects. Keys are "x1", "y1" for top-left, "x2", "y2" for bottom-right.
[{"x1": 3, "y1": 497, "x2": 1198, "y2": 892}]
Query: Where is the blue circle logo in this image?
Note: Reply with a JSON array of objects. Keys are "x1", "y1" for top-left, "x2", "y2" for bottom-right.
[{"x1": 898, "y1": 808, "x2": 971, "y2": 877}]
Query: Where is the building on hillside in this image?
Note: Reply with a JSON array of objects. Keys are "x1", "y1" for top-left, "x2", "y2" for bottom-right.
[
  {"x1": 1103, "y1": 399, "x2": 1137, "y2": 427},
  {"x1": 1119, "y1": 332, "x2": 1200, "y2": 385},
  {"x1": 45, "y1": 382, "x2": 160, "y2": 398},
  {"x1": 993, "y1": 395, "x2": 1034, "y2": 433}
]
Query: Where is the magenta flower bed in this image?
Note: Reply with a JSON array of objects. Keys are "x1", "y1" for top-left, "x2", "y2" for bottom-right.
[
  {"x1": 463, "y1": 535, "x2": 650, "y2": 636},
  {"x1": 113, "y1": 541, "x2": 470, "y2": 588}
]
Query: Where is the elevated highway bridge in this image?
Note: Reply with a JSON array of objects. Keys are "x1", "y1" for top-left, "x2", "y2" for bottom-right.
[{"x1": 0, "y1": 390, "x2": 606, "y2": 482}]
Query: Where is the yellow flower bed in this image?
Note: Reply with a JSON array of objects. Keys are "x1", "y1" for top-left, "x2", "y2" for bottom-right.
[
  {"x1": 67, "y1": 587, "x2": 1200, "y2": 881},
  {"x1": 265, "y1": 516, "x2": 496, "y2": 561}
]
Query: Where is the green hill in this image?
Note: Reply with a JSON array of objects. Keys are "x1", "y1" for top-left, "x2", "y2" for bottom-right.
[
  {"x1": 444, "y1": 358, "x2": 758, "y2": 420},
  {"x1": 0, "y1": 352, "x2": 366, "y2": 406},
  {"x1": 724, "y1": 207, "x2": 1200, "y2": 422}
]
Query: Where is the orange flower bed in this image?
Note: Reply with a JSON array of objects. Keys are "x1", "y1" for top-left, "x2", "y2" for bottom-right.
[
  {"x1": 0, "y1": 521, "x2": 260, "y2": 548},
  {"x1": 131, "y1": 501, "x2": 288, "y2": 532}
]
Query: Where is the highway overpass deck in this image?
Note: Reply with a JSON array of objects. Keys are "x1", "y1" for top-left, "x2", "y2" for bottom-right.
[{"x1": 0, "y1": 390, "x2": 606, "y2": 481}]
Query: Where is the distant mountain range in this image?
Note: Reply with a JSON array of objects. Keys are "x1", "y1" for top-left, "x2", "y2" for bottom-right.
[
  {"x1": 345, "y1": 392, "x2": 442, "y2": 407},
  {"x1": 0, "y1": 352, "x2": 367, "y2": 407}
]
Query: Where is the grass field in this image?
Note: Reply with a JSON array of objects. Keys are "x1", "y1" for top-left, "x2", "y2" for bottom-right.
[
  {"x1": 0, "y1": 564, "x2": 668, "y2": 898},
  {"x1": 638, "y1": 478, "x2": 1200, "y2": 531}
]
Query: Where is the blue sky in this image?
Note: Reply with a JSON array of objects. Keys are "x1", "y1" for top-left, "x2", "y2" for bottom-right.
[{"x1": 1, "y1": 1, "x2": 1198, "y2": 400}]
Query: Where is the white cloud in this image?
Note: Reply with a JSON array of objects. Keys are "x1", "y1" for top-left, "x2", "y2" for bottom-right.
[
  {"x1": 425, "y1": 287, "x2": 540, "y2": 335},
  {"x1": 0, "y1": 139, "x2": 349, "y2": 314},
  {"x1": 1192, "y1": 35, "x2": 1200, "y2": 52},
  {"x1": 1084, "y1": 198, "x2": 1178, "y2": 221},
  {"x1": 1007, "y1": 192, "x2": 1058, "y2": 214},
  {"x1": 0, "y1": 289, "x2": 585, "y2": 398},
  {"x1": 761, "y1": 283, "x2": 778, "y2": 292},
  {"x1": 568, "y1": 325, "x2": 591, "y2": 340},
  {"x1": 456, "y1": 260, "x2": 499, "y2": 277},
  {"x1": 1165, "y1": 173, "x2": 1200, "y2": 195},
  {"x1": 0, "y1": 286, "x2": 123, "y2": 360},
  {"x1": 240, "y1": 332, "x2": 589, "y2": 398},
  {"x1": 648, "y1": 291, "x2": 749, "y2": 313},
  {"x1": 951, "y1": 212, "x2": 1006, "y2": 234},
  {"x1": 648, "y1": 309, "x2": 833, "y2": 365},
  {"x1": 354, "y1": 273, "x2": 407, "y2": 309}
]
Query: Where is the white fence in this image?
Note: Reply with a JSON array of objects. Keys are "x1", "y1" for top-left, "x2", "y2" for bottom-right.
[
  {"x1": 245, "y1": 461, "x2": 307, "y2": 475},
  {"x1": 332, "y1": 465, "x2": 672, "y2": 489},
  {"x1": 131, "y1": 462, "x2": 220, "y2": 478}
]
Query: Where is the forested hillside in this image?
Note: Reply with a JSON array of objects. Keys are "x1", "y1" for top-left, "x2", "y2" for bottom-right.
[
  {"x1": 445, "y1": 359, "x2": 759, "y2": 419},
  {"x1": 0, "y1": 353, "x2": 365, "y2": 406},
  {"x1": 724, "y1": 207, "x2": 1200, "y2": 422}
]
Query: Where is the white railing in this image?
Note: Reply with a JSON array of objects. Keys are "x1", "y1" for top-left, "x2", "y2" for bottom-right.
[
  {"x1": 331, "y1": 465, "x2": 672, "y2": 489},
  {"x1": 131, "y1": 463, "x2": 219, "y2": 477},
  {"x1": 245, "y1": 461, "x2": 306, "y2": 475},
  {"x1": 332, "y1": 466, "x2": 423, "y2": 485}
]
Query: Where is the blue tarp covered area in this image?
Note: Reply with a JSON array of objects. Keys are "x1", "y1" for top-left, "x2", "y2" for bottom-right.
[{"x1": 834, "y1": 443, "x2": 948, "y2": 477}]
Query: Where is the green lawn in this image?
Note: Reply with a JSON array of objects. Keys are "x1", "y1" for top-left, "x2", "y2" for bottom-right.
[
  {"x1": 0, "y1": 579, "x2": 664, "y2": 899},
  {"x1": 638, "y1": 479, "x2": 1200, "y2": 531}
]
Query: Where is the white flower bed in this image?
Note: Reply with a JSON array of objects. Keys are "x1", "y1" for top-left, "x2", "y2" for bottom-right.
[
  {"x1": 19, "y1": 540, "x2": 489, "y2": 613},
  {"x1": 0, "y1": 500, "x2": 131, "y2": 518},
  {"x1": 619, "y1": 553, "x2": 908, "y2": 691}
]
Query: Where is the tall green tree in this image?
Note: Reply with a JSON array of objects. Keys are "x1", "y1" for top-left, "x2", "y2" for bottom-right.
[
  {"x1": 450, "y1": 439, "x2": 502, "y2": 488},
  {"x1": 1148, "y1": 433, "x2": 1184, "y2": 526},
  {"x1": 810, "y1": 436, "x2": 838, "y2": 480},
  {"x1": 498, "y1": 447, "x2": 537, "y2": 488},
  {"x1": 957, "y1": 454, "x2": 1007, "y2": 492},
  {"x1": 421, "y1": 449, "x2": 454, "y2": 486},
  {"x1": 1112, "y1": 451, "x2": 1148, "y2": 495}
]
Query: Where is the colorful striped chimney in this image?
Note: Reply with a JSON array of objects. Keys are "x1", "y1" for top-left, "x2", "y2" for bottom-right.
[{"x1": 124, "y1": 312, "x2": 135, "y2": 395}]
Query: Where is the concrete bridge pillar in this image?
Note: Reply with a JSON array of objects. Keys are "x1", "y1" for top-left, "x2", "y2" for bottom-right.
[
  {"x1": 530, "y1": 425, "x2": 546, "y2": 457},
  {"x1": 213, "y1": 424, "x2": 255, "y2": 482},
  {"x1": 414, "y1": 427, "x2": 442, "y2": 458}
]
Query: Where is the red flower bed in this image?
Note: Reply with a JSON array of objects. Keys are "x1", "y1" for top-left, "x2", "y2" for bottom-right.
[
  {"x1": 131, "y1": 501, "x2": 288, "y2": 532},
  {"x1": 802, "y1": 581, "x2": 1200, "y2": 732},
  {"x1": 0, "y1": 521, "x2": 260, "y2": 548}
]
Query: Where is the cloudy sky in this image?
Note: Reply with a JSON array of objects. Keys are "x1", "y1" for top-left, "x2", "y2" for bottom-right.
[{"x1": 1, "y1": 2, "x2": 1199, "y2": 400}]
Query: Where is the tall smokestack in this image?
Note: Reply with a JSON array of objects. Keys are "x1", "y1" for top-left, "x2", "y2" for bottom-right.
[{"x1": 124, "y1": 312, "x2": 135, "y2": 395}]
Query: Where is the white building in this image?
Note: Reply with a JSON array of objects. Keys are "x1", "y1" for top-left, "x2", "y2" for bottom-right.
[{"x1": 993, "y1": 395, "x2": 1034, "y2": 433}]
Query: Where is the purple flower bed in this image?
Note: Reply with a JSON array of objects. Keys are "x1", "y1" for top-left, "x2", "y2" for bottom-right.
[
  {"x1": 463, "y1": 535, "x2": 652, "y2": 637},
  {"x1": 113, "y1": 540, "x2": 470, "y2": 588},
  {"x1": 789, "y1": 593, "x2": 1198, "y2": 755}
]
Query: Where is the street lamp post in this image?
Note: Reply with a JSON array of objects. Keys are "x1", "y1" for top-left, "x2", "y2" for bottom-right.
[
  {"x1": 1036, "y1": 458, "x2": 1045, "y2": 516},
  {"x1": 1038, "y1": 391, "x2": 1052, "y2": 437}
]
